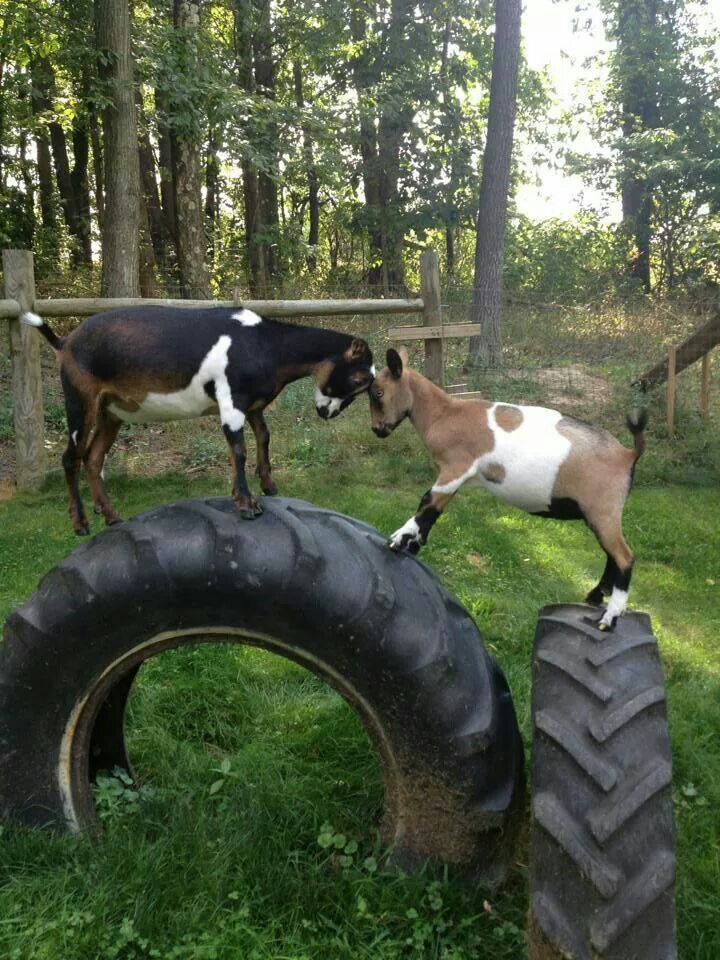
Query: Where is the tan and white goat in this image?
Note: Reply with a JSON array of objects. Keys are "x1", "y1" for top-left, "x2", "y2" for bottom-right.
[{"x1": 370, "y1": 348, "x2": 647, "y2": 630}]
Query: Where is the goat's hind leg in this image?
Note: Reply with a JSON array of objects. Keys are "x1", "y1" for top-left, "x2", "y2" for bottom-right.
[
  {"x1": 63, "y1": 435, "x2": 90, "y2": 535},
  {"x1": 587, "y1": 510, "x2": 635, "y2": 631},
  {"x1": 585, "y1": 552, "x2": 618, "y2": 606},
  {"x1": 61, "y1": 373, "x2": 90, "y2": 535},
  {"x1": 84, "y1": 416, "x2": 123, "y2": 526}
]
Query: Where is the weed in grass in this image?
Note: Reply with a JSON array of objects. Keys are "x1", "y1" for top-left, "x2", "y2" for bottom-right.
[
  {"x1": 288, "y1": 427, "x2": 330, "y2": 468},
  {"x1": 44, "y1": 399, "x2": 68, "y2": 432},
  {"x1": 183, "y1": 433, "x2": 225, "y2": 470}
]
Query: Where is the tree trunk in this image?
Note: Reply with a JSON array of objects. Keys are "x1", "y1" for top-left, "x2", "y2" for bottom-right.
[
  {"x1": 155, "y1": 87, "x2": 177, "y2": 259},
  {"x1": 617, "y1": 0, "x2": 659, "y2": 293},
  {"x1": 205, "y1": 130, "x2": 220, "y2": 268},
  {"x1": 350, "y1": 8, "x2": 382, "y2": 288},
  {"x1": 293, "y1": 60, "x2": 319, "y2": 272},
  {"x1": 70, "y1": 119, "x2": 93, "y2": 265},
  {"x1": 171, "y1": 0, "x2": 210, "y2": 299},
  {"x1": 466, "y1": 0, "x2": 522, "y2": 370},
  {"x1": 234, "y1": 0, "x2": 267, "y2": 295},
  {"x1": 253, "y1": 0, "x2": 280, "y2": 285},
  {"x1": 32, "y1": 57, "x2": 92, "y2": 267},
  {"x1": 137, "y1": 93, "x2": 167, "y2": 266},
  {"x1": 30, "y1": 70, "x2": 57, "y2": 233},
  {"x1": 90, "y1": 106, "x2": 104, "y2": 233},
  {"x1": 94, "y1": 0, "x2": 141, "y2": 296}
]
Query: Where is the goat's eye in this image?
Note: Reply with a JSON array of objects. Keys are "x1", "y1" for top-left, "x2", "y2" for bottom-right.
[{"x1": 373, "y1": 389, "x2": 384, "y2": 399}]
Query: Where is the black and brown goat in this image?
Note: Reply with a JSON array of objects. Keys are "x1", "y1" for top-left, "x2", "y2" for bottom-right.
[
  {"x1": 370, "y1": 348, "x2": 647, "y2": 630},
  {"x1": 23, "y1": 306, "x2": 374, "y2": 533}
]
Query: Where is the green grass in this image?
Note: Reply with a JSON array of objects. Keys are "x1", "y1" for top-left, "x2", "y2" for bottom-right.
[{"x1": 0, "y1": 401, "x2": 719, "y2": 959}]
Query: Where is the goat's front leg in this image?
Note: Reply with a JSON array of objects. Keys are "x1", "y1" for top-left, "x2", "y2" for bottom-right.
[
  {"x1": 247, "y1": 409, "x2": 277, "y2": 496},
  {"x1": 223, "y1": 421, "x2": 262, "y2": 519},
  {"x1": 388, "y1": 487, "x2": 455, "y2": 554}
]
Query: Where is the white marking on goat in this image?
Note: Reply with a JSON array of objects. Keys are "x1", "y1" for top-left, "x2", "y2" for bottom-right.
[
  {"x1": 108, "y1": 335, "x2": 245, "y2": 431},
  {"x1": 72, "y1": 430, "x2": 79, "y2": 445},
  {"x1": 370, "y1": 365, "x2": 377, "y2": 377},
  {"x1": 231, "y1": 309, "x2": 262, "y2": 327},
  {"x1": 389, "y1": 516, "x2": 421, "y2": 550},
  {"x1": 21, "y1": 311, "x2": 43, "y2": 327},
  {"x1": 314, "y1": 387, "x2": 343, "y2": 417},
  {"x1": 432, "y1": 404, "x2": 572, "y2": 512},
  {"x1": 600, "y1": 588, "x2": 628, "y2": 628}
]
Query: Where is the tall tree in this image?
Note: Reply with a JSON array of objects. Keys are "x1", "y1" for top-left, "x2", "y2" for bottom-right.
[
  {"x1": 615, "y1": 0, "x2": 660, "y2": 291},
  {"x1": 466, "y1": 0, "x2": 522, "y2": 370},
  {"x1": 292, "y1": 59, "x2": 319, "y2": 272},
  {"x1": 95, "y1": 0, "x2": 141, "y2": 295},
  {"x1": 31, "y1": 57, "x2": 92, "y2": 266},
  {"x1": 349, "y1": 0, "x2": 415, "y2": 292},
  {"x1": 253, "y1": 0, "x2": 280, "y2": 286},
  {"x1": 234, "y1": 0, "x2": 267, "y2": 295},
  {"x1": 170, "y1": 0, "x2": 210, "y2": 298}
]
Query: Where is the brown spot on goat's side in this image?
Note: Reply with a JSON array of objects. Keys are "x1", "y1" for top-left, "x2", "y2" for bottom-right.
[
  {"x1": 482, "y1": 462, "x2": 506, "y2": 484},
  {"x1": 495, "y1": 404, "x2": 523, "y2": 432}
]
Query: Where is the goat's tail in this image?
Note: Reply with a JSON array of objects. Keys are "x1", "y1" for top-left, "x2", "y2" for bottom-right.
[
  {"x1": 21, "y1": 312, "x2": 64, "y2": 351},
  {"x1": 626, "y1": 407, "x2": 648, "y2": 461}
]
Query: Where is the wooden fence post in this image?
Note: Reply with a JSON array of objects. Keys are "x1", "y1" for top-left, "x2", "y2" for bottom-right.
[
  {"x1": 666, "y1": 344, "x2": 677, "y2": 439},
  {"x1": 3, "y1": 250, "x2": 46, "y2": 491},
  {"x1": 419, "y1": 249, "x2": 443, "y2": 386},
  {"x1": 700, "y1": 353, "x2": 710, "y2": 421}
]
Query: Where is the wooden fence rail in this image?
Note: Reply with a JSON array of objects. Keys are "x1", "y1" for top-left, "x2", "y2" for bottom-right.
[
  {"x1": 2, "y1": 248, "x2": 440, "y2": 492},
  {"x1": 632, "y1": 310, "x2": 718, "y2": 434}
]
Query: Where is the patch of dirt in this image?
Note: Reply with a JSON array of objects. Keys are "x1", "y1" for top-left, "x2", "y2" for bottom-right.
[
  {"x1": 446, "y1": 365, "x2": 614, "y2": 413},
  {"x1": 0, "y1": 477, "x2": 15, "y2": 501},
  {"x1": 528, "y1": 365, "x2": 613, "y2": 411}
]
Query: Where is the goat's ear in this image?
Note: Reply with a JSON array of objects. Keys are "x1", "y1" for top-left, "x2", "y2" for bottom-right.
[
  {"x1": 386, "y1": 348, "x2": 403, "y2": 380},
  {"x1": 344, "y1": 338, "x2": 370, "y2": 363},
  {"x1": 398, "y1": 346, "x2": 409, "y2": 366}
]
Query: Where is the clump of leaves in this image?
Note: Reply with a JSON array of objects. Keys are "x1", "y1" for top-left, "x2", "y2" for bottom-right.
[
  {"x1": 288, "y1": 429, "x2": 330, "y2": 468},
  {"x1": 93, "y1": 767, "x2": 148, "y2": 821},
  {"x1": 183, "y1": 434, "x2": 224, "y2": 469}
]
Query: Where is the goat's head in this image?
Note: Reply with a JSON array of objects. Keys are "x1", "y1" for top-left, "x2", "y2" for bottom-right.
[
  {"x1": 369, "y1": 348, "x2": 413, "y2": 437},
  {"x1": 314, "y1": 338, "x2": 375, "y2": 419}
]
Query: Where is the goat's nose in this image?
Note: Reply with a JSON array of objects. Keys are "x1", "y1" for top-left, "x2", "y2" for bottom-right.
[{"x1": 372, "y1": 425, "x2": 388, "y2": 437}]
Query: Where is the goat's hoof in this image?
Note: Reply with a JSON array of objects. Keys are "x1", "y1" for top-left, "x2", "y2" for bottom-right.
[
  {"x1": 261, "y1": 482, "x2": 278, "y2": 496},
  {"x1": 584, "y1": 589, "x2": 604, "y2": 606},
  {"x1": 387, "y1": 535, "x2": 421, "y2": 555},
  {"x1": 75, "y1": 525, "x2": 91, "y2": 537},
  {"x1": 94, "y1": 504, "x2": 103, "y2": 516},
  {"x1": 107, "y1": 516, "x2": 123, "y2": 526},
  {"x1": 235, "y1": 497, "x2": 263, "y2": 519}
]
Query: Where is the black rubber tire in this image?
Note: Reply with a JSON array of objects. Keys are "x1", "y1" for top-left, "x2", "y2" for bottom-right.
[
  {"x1": 529, "y1": 604, "x2": 676, "y2": 960},
  {"x1": 0, "y1": 497, "x2": 524, "y2": 882}
]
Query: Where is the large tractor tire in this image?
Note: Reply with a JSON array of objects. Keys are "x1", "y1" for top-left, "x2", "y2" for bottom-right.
[
  {"x1": 0, "y1": 497, "x2": 524, "y2": 882},
  {"x1": 529, "y1": 604, "x2": 676, "y2": 960}
]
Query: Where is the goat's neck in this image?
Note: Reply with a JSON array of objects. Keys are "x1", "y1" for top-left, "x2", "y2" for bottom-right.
[
  {"x1": 407, "y1": 370, "x2": 454, "y2": 441},
  {"x1": 274, "y1": 323, "x2": 351, "y2": 375}
]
